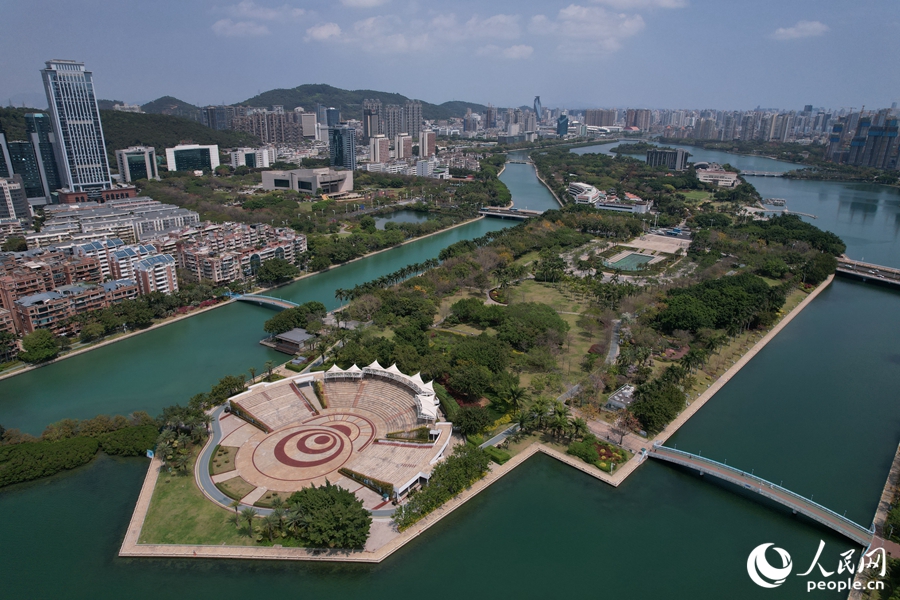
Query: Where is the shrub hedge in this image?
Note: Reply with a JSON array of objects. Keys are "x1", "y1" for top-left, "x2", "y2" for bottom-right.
[
  {"x1": 0, "y1": 437, "x2": 100, "y2": 487},
  {"x1": 97, "y1": 425, "x2": 158, "y2": 456},
  {"x1": 484, "y1": 446, "x2": 511, "y2": 465}
]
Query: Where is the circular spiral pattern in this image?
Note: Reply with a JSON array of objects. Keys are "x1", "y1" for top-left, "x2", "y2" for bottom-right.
[{"x1": 272, "y1": 427, "x2": 346, "y2": 468}]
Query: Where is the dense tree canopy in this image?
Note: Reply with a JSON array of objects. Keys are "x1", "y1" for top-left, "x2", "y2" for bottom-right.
[{"x1": 285, "y1": 481, "x2": 371, "y2": 548}]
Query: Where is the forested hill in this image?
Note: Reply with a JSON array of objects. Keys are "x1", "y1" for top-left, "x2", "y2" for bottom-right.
[
  {"x1": 140, "y1": 96, "x2": 202, "y2": 122},
  {"x1": 99, "y1": 111, "x2": 259, "y2": 156},
  {"x1": 240, "y1": 83, "x2": 488, "y2": 121}
]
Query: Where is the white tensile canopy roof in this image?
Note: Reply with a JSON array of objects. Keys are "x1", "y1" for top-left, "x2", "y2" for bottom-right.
[
  {"x1": 326, "y1": 364, "x2": 344, "y2": 373},
  {"x1": 416, "y1": 394, "x2": 439, "y2": 419},
  {"x1": 346, "y1": 364, "x2": 361, "y2": 372},
  {"x1": 385, "y1": 363, "x2": 403, "y2": 375},
  {"x1": 366, "y1": 360, "x2": 383, "y2": 370}
]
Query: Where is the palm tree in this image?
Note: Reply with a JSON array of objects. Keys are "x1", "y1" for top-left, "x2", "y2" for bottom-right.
[
  {"x1": 531, "y1": 397, "x2": 551, "y2": 430},
  {"x1": 570, "y1": 417, "x2": 589, "y2": 441},
  {"x1": 502, "y1": 385, "x2": 530, "y2": 411},
  {"x1": 264, "y1": 360, "x2": 274, "y2": 381},
  {"x1": 240, "y1": 507, "x2": 257, "y2": 533},
  {"x1": 513, "y1": 410, "x2": 533, "y2": 434},
  {"x1": 229, "y1": 499, "x2": 241, "y2": 514},
  {"x1": 248, "y1": 366, "x2": 257, "y2": 383},
  {"x1": 262, "y1": 513, "x2": 281, "y2": 541}
]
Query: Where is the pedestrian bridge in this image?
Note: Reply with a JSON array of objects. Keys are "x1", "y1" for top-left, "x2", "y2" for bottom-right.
[
  {"x1": 646, "y1": 444, "x2": 874, "y2": 546},
  {"x1": 233, "y1": 294, "x2": 299, "y2": 310}
]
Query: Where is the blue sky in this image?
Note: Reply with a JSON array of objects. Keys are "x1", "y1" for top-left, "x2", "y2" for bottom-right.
[{"x1": 2, "y1": 0, "x2": 898, "y2": 111}]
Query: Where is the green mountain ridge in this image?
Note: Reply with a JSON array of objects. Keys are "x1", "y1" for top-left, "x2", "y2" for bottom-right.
[
  {"x1": 240, "y1": 83, "x2": 488, "y2": 121},
  {"x1": 141, "y1": 96, "x2": 201, "y2": 121}
]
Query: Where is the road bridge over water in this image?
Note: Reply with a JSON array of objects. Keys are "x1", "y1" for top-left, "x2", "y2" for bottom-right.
[
  {"x1": 478, "y1": 207, "x2": 543, "y2": 220},
  {"x1": 741, "y1": 171, "x2": 785, "y2": 177},
  {"x1": 836, "y1": 257, "x2": 900, "y2": 289},
  {"x1": 647, "y1": 444, "x2": 875, "y2": 546},
  {"x1": 233, "y1": 294, "x2": 299, "y2": 310}
]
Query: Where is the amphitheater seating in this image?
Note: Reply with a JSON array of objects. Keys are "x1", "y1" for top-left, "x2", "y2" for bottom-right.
[
  {"x1": 352, "y1": 377, "x2": 419, "y2": 433},
  {"x1": 233, "y1": 384, "x2": 315, "y2": 431},
  {"x1": 324, "y1": 380, "x2": 359, "y2": 408}
]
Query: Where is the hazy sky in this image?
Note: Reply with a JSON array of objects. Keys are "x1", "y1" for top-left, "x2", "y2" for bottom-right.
[{"x1": 2, "y1": 0, "x2": 898, "y2": 111}]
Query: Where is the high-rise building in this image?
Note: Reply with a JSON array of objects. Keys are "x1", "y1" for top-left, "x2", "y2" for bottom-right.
[
  {"x1": 848, "y1": 111, "x2": 899, "y2": 169},
  {"x1": 557, "y1": 115, "x2": 569, "y2": 136},
  {"x1": 325, "y1": 107, "x2": 341, "y2": 127},
  {"x1": 395, "y1": 134, "x2": 412, "y2": 159},
  {"x1": 404, "y1": 100, "x2": 422, "y2": 141},
  {"x1": 534, "y1": 97, "x2": 542, "y2": 124},
  {"x1": 165, "y1": 144, "x2": 220, "y2": 172},
  {"x1": 4, "y1": 141, "x2": 44, "y2": 199},
  {"x1": 646, "y1": 149, "x2": 689, "y2": 171},
  {"x1": 420, "y1": 130, "x2": 436, "y2": 158},
  {"x1": 484, "y1": 104, "x2": 496, "y2": 129},
  {"x1": 115, "y1": 147, "x2": 159, "y2": 182},
  {"x1": 329, "y1": 125, "x2": 357, "y2": 171},
  {"x1": 40, "y1": 60, "x2": 112, "y2": 194},
  {"x1": 201, "y1": 105, "x2": 247, "y2": 130},
  {"x1": 24, "y1": 113, "x2": 62, "y2": 200},
  {"x1": 383, "y1": 105, "x2": 403, "y2": 141},
  {"x1": 0, "y1": 175, "x2": 31, "y2": 222},
  {"x1": 362, "y1": 99, "x2": 383, "y2": 142},
  {"x1": 369, "y1": 135, "x2": 390, "y2": 163},
  {"x1": 626, "y1": 109, "x2": 651, "y2": 131}
]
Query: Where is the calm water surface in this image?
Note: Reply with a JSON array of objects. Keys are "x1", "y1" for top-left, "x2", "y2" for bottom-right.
[{"x1": 1, "y1": 145, "x2": 899, "y2": 599}]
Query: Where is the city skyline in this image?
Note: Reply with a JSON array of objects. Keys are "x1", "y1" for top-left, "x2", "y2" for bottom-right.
[{"x1": 1, "y1": 0, "x2": 897, "y2": 111}]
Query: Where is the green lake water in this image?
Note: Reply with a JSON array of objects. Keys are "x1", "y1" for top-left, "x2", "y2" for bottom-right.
[{"x1": 1, "y1": 145, "x2": 899, "y2": 599}]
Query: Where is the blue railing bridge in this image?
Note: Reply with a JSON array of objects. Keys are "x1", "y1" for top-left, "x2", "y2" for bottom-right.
[
  {"x1": 231, "y1": 293, "x2": 299, "y2": 310},
  {"x1": 646, "y1": 443, "x2": 874, "y2": 546}
]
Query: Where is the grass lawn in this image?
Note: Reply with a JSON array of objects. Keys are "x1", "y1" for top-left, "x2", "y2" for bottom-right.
[
  {"x1": 508, "y1": 280, "x2": 588, "y2": 314},
  {"x1": 209, "y1": 446, "x2": 238, "y2": 475},
  {"x1": 436, "y1": 289, "x2": 486, "y2": 324},
  {"x1": 682, "y1": 190, "x2": 712, "y2": 202},
  {"x1": 511, "y1": 250, "x2": 540, "y2": 267},
  {"x1": 216, "y1": 476, "x2": 256, "y2": 501},
  {"x1": 255, "y1": 490, "x2": 287, "y2": 508},
  {"x1": 139, "y1": 451, "x2": 252, "y2": 545}
]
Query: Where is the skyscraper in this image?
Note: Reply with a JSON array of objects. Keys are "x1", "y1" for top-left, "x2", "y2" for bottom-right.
[
  {"x1": 419, "y1": 130, "x2": 436, "y2": 158},
  {"x1": 404, "y1": 100, "x2": 422, "y2": 141},
  {"x1": 41, "y1": 60, "x2": 112, "y2": 194},
  {"x1": 383, "y1": 105, "x2": 403, "y2": 140},
  {"x1": 534, "y1": 96, "x2": 542, "y2": 124},
  {"x1": 329, "y1": 125, "x2": 357, "y2": 171},
  {"x1": 0, "y1": 113, "x2": 63, "y2": 203},
  {"x1": 25, "y1": 113, "x2": 62, "y2": 198},
  {"x1": 557, "y1": 115, "x2": 569, "y2": 136},
  {"x1": 325, "y1": 107, "x2": 341, "y2": 127},
  {"x1": 362, "y1": 99, "x2": 383, "y2": 142}
]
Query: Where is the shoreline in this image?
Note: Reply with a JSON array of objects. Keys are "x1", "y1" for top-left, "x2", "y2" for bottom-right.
[
  {"x1": 651, "y1": 274, "x2": 834, "y2": 447},
  {"x1": 0, "y1": 215, "x2": 487, "y2": 384},
  {"x1": 118, "y1": 276, "x2": 835, "y2": 564}
]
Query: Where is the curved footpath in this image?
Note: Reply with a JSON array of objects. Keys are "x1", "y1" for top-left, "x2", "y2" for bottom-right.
[{"x1": 194, "y1": 405, "x2": 395, "y2": 518}]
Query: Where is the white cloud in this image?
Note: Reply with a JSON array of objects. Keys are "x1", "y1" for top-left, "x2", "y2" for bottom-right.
[
  {"x1": 531, "y1": 5, "x2": 645, "y2": 56},
  {"x1": 211, "y1": 19, "x2": 271, "y2": 37},
  {"x1": 223, "y1": 1, "x2": 305, "y2": 21},
  {"x1": 476, "y1": 44, "x2": 534, "y2": 59},
  {"x1": 771, "y1": 20, "x2": 829, "y2": 40},
  {"x1": 592, "y1": 0, "x2": 686, "y2": 7},
  {"x1": 463, "y1": 14, "x2": 522, "y2": 40},
  {"x1": 502, "y1": 44, "x2": 534, "y2": 59},
  {"x1": 340, "y1": 0, "x2": 390, "y2": 6},
  {"x1": 305, "y1": 22, "x2": 342, "y2": 41}
]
